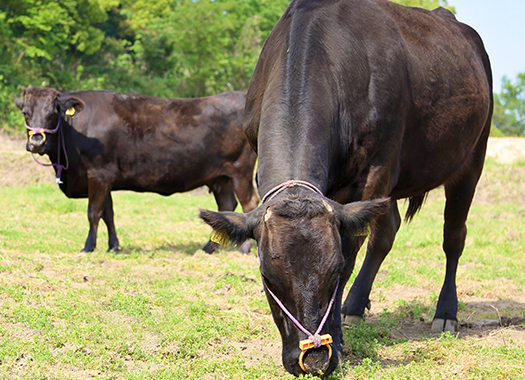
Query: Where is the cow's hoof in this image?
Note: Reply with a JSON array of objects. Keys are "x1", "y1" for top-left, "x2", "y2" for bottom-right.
[
  {"x1": 81, "y1": 247, "x2": 95, "y2": 253},
  {"x1": 202, "y1": 240, "x2": 219, "y2": 254},
  {"x1": 238, "y1": 239, "x2": 253, "y2": 255},
  {"x1": 107, "y1": 246, "x2": 121, "y2": 254},
  {"x1": 431, "y1": 318, "x2": 458, "y2": 334},
  {"x1": 342, "y1": 314, "x2": 363, "y2": 327}
]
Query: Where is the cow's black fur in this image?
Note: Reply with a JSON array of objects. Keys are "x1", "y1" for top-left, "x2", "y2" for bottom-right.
[
  {"x1": 16, "y1": 87, "x2": 259, "y2": 253},
  {"x1": 203, "y1": 0, "x2": 492, "y2": 376}
]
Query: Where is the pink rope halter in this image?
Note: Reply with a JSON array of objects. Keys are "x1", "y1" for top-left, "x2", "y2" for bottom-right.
[
  {"x1": 264, "y1": 277, "x2": 339, "y2": 349},
  {"x1": 261, "y1": 179, "x2": 323, "y2": 203},
  {"x1": 25, "y1": 113, "x2": 69, "y2": 184}
]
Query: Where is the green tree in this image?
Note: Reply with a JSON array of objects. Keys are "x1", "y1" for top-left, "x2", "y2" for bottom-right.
[
  {"x1": 3, "y1": 0, "x2": 110, "y2": 60},
  {"x1": 125, "y1": 0, "x2": 289, "y2": 97},
  {"x1": 0, "y1": 0, "x2": 292, "y2": 133},
  {"x1": 0, "y1": 0, "x2": 127, "y2": 132},
  {"x1": 1, "y1": 0, "x2": 461, "y2": 135},
  {"x1": 493, "y1": 73, "x2": 525, "y2": 137}
]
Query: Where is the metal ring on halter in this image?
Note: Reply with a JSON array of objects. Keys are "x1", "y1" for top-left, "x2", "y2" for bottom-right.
[
  {"x1": 28, "y1": 129, "x2": 46, "y2": 145},
  {"x1": 298, "y1": 334, "x2": 333, "y2": 373}
]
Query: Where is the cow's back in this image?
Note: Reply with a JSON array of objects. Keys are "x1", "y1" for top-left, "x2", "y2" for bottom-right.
[
  {"x1": 60, "y1": 90, "x2": 249, "y2": 195},
  {"x1": 244, "y1": 0, "x2": 492, "y2": 201},
  {"x1": 112, "y1": 91, "x2": 248, "y2": 193},
  {"x1": 372, "y1": 0, "x2": 492, "y2": 196}
]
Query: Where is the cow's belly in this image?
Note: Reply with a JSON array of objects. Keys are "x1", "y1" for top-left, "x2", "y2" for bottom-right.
[
  {"x1": 111, "y1": 159, "x2": 218, "y2": 195},
  {"x1": 391, "y1": 139, "x2": 485, "y2": 199},
  {"x1": 113, "y1": 172, "x2": 207, "y2": 195}
]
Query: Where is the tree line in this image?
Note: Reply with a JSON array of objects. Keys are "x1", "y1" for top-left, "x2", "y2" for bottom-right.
[{"x1": 1, "y1": 0, "x2": 522, "y2": 136}]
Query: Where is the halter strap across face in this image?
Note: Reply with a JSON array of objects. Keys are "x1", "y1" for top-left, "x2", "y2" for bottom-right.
[{"x1": 261, "y1": 179, "x2": 323, "y2": 204}]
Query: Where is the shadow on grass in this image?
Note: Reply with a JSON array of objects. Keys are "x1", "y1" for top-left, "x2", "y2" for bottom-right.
[
  {"x1": 116, "y1": 242, "x2": 254, "y2": 257},
  {"x1": 342, "y1": 300, "x2": 525, "y2": 371}
]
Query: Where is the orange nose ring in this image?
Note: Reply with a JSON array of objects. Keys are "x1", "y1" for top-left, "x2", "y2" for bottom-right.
[
  {"x1": 298, "y1": 334, "x2": 333, "y2": 373},
  {"x1": 28, "y1": 129, "x2": 46, "y2": 145}
]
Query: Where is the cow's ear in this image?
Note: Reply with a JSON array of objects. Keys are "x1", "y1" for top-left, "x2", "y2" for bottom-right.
[
  {"x1": 14, "y1": 98, "x2": 24, "y2": 110},
  {"x1": 199, "y1": 207, "x2": 264, "y2": 245},
  {"x1": 337, "y1": 198, "x2": 390, "y2": 234},
  {"x1": 59, "y1": 96, "x2": 86, "y2": 116}
]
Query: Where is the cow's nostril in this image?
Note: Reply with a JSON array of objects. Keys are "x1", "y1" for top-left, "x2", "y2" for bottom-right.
[
  {"x1": 29, "y1": 133, "x2": 44, "y2": 147},
  {"x1": 302, "y1": 347, "x2": 331, "y2": 375}
]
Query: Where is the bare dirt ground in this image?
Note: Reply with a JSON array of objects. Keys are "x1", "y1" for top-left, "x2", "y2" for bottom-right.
[
  {"x1": 0, "y1": 133, "x2": 56, "y2": 186},
  {"x1": 1, "y1": 133, "x2": 524, "y2": 371},
  {"x1": 485, "y1": 137, "x2": 525, "y2": 164}
]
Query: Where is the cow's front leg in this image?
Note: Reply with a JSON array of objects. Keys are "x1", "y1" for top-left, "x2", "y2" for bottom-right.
[
  {"x1": 82, "y1": 177, "x2": 111, "y2": 253},
  {"x1": 341, "y1": 201, "x2": 401, "y2": 323},
  {"x1": 102, "y1": 192, "x2": 120, "y2": 252}
]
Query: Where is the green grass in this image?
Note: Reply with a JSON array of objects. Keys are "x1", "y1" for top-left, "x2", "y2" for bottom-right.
[{"x1": 1, "y1": 158, "x2": 524, "y2": 379}]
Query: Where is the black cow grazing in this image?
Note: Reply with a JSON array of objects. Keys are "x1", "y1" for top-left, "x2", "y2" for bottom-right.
[
  {"x1": 199, "y1": 0, "x2": 493, "y2": 376},
  {"x1": 16, "y1": 87, "x2": 258, "y2": 254}
]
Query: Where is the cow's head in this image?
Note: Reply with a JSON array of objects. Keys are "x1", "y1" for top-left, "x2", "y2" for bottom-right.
[
  {"x1": 15, "y1": 87, "x2": 85, "y2": 155},
  {"x1": 200, "y1": 190, "x2": 388, "y2": 377}
]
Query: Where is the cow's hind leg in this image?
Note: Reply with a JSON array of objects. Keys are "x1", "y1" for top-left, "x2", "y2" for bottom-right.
[
  {"x1": 82, "y1": 178, "x2": 111, "y2": 253},
  {"x1": 432, "y1": 151, "x2": 486, "y2": 333},
  {"x1": 230, "y1": 170, "x2": 259, "y2": 214},
  {"x1": 341, "y1": 201, "x2": 401, "y2": 324},
  {"x1": 102, "y1": 193, "x2": 120, "y2": 252},
  {"x1": 230, "y1": 172, "x2": 259, "y2": 254},
  {"x1": 203, "y1": 178, "x2": 239, "y2": 254}
]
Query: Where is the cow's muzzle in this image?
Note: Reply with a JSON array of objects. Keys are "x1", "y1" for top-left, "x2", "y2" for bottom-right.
[
  {"x1": 299, "y1": 334, "x2": 333, "y2": 373},
  {"x1": 283, "y1": 343, "x2": 336, "y2": 377},
  {"x1": 29, "y1": 129, "x2": 46, "y2": 146},
  {"x1": 300, "y1": 345, "x2": 332, "y2": 375},
  {"x1": 26, "y1": 131, "x2": 47, "y2": 154}
]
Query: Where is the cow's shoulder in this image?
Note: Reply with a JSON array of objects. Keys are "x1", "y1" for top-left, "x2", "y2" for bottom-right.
[
  {"x1": 208, "y1": 91, "x2": 247, "y2": 110},
  {"x1": 431, "y1": 7, "x2": 457, "y2": 22},
  {"x1": 58, "y1": 90, "x2": 117, "y2": 111}
]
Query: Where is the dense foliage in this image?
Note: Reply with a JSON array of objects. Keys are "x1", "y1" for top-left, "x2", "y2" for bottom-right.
[
  {"x1": 0, "y1": 0, "x2": 289, "y2": 133},
  {"x1": 493, "y1": 73, "x2": 525, "y2": 136},
  {"x1": 3, "y1": 0, "x2": 520, "y2": 137}
]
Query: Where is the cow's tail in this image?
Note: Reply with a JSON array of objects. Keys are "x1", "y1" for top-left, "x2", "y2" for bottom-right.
[{"x1": 404, "y1": 193, "x2": 428, "y2": 222}]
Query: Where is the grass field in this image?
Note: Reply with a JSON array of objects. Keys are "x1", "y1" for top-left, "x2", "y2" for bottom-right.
[{"x1": 1, "y1": 156, "x2": 524, "y2": 379}]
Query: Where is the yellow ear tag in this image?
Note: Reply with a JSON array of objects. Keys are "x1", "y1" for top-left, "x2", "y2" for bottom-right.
[
  {"x1": 211, "y1": 229, "x2": 230, "y2": 246},
  {"x1": 65, "y1": 107, "x2": 75, "y2": 117},
  {"x1": 355, "y1": 222, "x2": 371, "y2": 236}
]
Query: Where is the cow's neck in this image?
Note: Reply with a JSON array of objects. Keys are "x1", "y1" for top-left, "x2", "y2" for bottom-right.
[
  {"x1": 257, "y1": 125, "x2": 331, "y2": 198},
  {"x1": 46, "y1": 141, "x2": 60, "y2": 166},
  {"x1": 45, "y1": 122, "x2": 72, "y2": 187}
]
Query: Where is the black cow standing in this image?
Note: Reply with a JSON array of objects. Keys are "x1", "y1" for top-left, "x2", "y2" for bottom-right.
[
  {"x1": 199, "y1": 0, "x2": 493, "y2": 376},
  {"x1": 16, "y1": 87, "x2": 259, "y2": 253}
]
